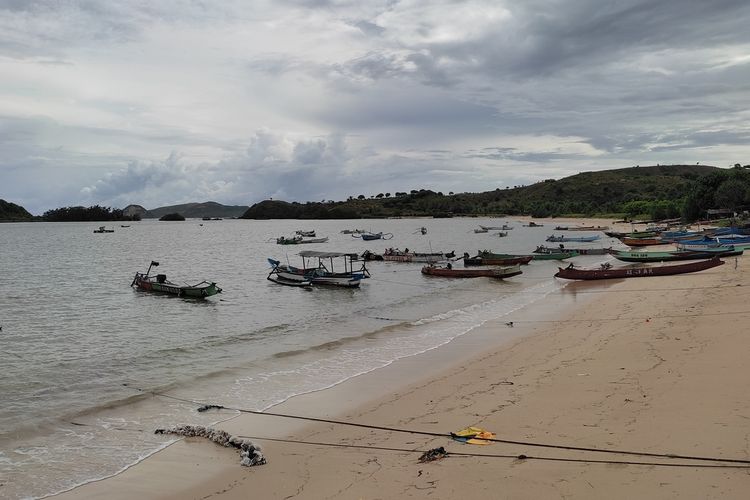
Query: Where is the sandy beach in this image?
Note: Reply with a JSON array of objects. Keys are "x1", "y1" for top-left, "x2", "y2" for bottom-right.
[{"x1": 53, "y1": 219, "x2": 750, "y2": 499}]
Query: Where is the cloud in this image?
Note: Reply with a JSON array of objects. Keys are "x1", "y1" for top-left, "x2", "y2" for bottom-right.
[{"x1": 3, "y1": 0, "x2": 750, "y2": 213}]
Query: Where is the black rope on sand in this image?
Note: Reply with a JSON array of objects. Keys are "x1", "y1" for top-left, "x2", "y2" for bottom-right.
[
  {"x1": 124, "y1": 385, "x2": 750, "y2": 466},
  {"x1": 237, "y1": 435, "x2": 750, "y2": 469}
]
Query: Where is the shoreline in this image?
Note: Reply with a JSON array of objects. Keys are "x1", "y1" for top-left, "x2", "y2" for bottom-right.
[{"x1": 52, "y1": 219, "x2": 750, "y2": 499}]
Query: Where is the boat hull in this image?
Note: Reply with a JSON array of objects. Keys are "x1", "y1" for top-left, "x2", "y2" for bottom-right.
[
  {"x1": 554, "y1": 258, "x2": 724, "y2": 280},
  {"x1": 132, "y1": 275, "x2": 221, "y2": 298},
  {"x1": 421, "y1": 265, "x2": 522, "y2": 279}
]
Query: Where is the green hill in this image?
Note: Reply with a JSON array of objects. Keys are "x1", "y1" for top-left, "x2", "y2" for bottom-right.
[
  {"x1": 0, "y1": 199, "x2": 34, "y2": 221},
  {"x1": 145, "y1": 201, "x2": 249, "y2": 219},
  {"x1": 242, "y1": 164, "x2": 726, "y2": 220}
]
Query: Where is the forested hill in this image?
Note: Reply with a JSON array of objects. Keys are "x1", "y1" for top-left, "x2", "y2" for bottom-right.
[
  {"x1": 0, "y1": 199, "x2": 33, "y2": 221},
  {"x1": 145, "y1": 201, "x2": 248, "y2": 219},
  {"x1": 242, "y1": 164, "x2": 729, "y2": 220}
]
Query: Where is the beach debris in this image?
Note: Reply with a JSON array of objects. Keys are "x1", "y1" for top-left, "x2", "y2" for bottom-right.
[
  {"x1": 505, "y1": 321, "x2": 514, "y2": 327},
  {"x1": 196, "y1": 404, "x2": 225, "y2": 412},
  {"x1": 418, "y1": 447, "x2": 448, "y2": 463},
  {"x1": 155, "y1": 425, "x2": 267, "y2": 466},
  {"x1": 450, "y1": 426, "x2": 496, "y2": 445}
]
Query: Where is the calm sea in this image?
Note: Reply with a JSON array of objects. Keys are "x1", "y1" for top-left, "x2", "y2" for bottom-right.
[{"x1": 0, "y1": 218, "x2": 613, "y2": 499}]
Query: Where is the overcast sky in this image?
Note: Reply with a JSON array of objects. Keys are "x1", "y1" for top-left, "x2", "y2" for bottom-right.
[{"x1": 2, "y1": 0, "x2": 750, "y2": 214}]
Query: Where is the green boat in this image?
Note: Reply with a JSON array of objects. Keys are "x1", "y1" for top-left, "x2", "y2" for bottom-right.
[
  {"x1": 611, "y1": 247, "x2": 743, "y2": 263},
  {"x1": 530, "y1": 251, "x2": 579, "y2": 260},
  {"x1": 131, "y1": 261, "x2": 222, "y2": 298},
  {"x1": 466, "y1": 250, "x2": 577, "y2": 263}
]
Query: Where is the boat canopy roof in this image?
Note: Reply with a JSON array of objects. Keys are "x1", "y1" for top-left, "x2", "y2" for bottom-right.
[{"x1": 298, "y1": 250, "x2": 357, "y2": 258}]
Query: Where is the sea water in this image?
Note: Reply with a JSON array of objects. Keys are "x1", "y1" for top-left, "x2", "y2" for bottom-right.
[{"x1": 0, "y1": 218, "x2": 614, "y2": 499}]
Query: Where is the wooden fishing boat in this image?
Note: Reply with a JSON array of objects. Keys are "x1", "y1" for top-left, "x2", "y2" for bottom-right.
[
  {"x1": 463, "y1": 251, "x2": 533, "y2": 266},
  {"x1": 610, "y1": 247, "x2": 742, "y2": 263},
  {"x1": 473, "y1": 228, "x2": 488, "y2": 233},
  {"x1": 523, "y1": 221, "x2": 544, "y2": 227},
  {"x1": 530, "y1": 251, "x2": 578, "y2": 260},
  {"x1": 479, "y1": 224, "x2": 513, "y2": 231},
  {"x1": 546, "y1": 234, "x2": 600, "y2": 243},
  {"x1": 567, "y1": 225, "x2": 610, "y2": 231},
  {"x1": 534, "y1": 245, "x2": 609, "y2": 255},
  {"x1": 355, "y1": 232, "x2": 393, "y2": 241},
  {"x1": 554, "y1": 257, "x2": 724, "y2": 280},
  {"x1": 619, "y1": 236, "x2": 664, "y2": 247},
  {"x1": 382, "y1": 248, "x2": 455, "y2": 263},
  {"x1": 131, "y1": 261, "x2": 222, "y2": 298},
  {"x1": 93, "y1": 226, "x2": 114, "y2": 233},
  {"x1": 267, "y1": 251, "x2": 369, "y2": 288},
  {"x1": 421, "y1": 264, "x2": 522, "y2": 279},
  {"x1": 276, "y1": 235, "x2": 329, "y2": 245}
]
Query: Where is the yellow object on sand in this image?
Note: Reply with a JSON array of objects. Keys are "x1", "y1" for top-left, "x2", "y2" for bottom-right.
[{"x1": 452, "y1": 426, "x2": 496, "y2": 445}]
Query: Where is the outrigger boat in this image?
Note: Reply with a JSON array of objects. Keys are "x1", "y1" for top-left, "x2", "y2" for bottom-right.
[
  {"x1": 479, "y1": 224, "x2": 513, "y2": 231},
  {"x1": 267, "y1": 251, "x2": 370, "y2": 288},
  {"x1": 276, "y1": 235, "x2": 329, "y2": 245},
  {"x1": 131, "y1": 261, "x2": 222, "y2": 298},
  {"x1": 610, "y1": 247, "x2": 742, "y2": 262},
  {"x1": 463, "y1": 251, "x2": 533, "y2": 266},
  {"x1": 534, "y1": 245, "x2": 610, "y2": 256},
  {"x1": 546, "y1": 234, "x2": 600, "y2": 243},
  {"x1": 382, "y1": 248, "x2": 455, "y2": 263},
  {"x1": 354, "y1": 231, "x2": 393, "y2": 241},
  {"x1": 554, "y1": 257, "x2": 724, "y2": 280},
  {"x1": 421, "y1": 264, "x2": 522, "y2": 279}
]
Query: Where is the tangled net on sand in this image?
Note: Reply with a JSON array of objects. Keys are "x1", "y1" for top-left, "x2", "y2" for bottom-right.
[
  {"x1": 155, "y1": 424, "x2": 267, "y2": 466},
  {"x1": 418, "y1": 446, "x2": 448, "y2": 463}
]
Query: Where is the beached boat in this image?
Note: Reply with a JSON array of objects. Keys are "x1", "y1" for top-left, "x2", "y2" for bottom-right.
[
  {"x1": 93, "y1": 226, "x2": 114, "y2": 233},
  {"x1": 533, "y1": 245, "x2": 610, "y2": 255},
  {"x1": 479, "y1": 224, "x2": 513, "y2": 231},
  {"x1": 566, "y1": 225, "x2": 610, "y2": 231},
  {"x1": 463, "y1": 251, "x2": 533, "y2": 266},
  {"x1": 340, "y1": 229, "x2": 365, "y2": 234},
  {"x1": 382, "y1": 248, "x2": 455, "y2": 263},
  {"x1": 414, "y1": 227, "x2": 428, "y2": 235},
  {"x1": 473, "y1": 228, "x2": 488, "y2": 233},
  {"x1": 554, "y1": 257, "x2": 724, "y2": 280},
  {"x1": 276, "y1": 235, "x2": 329, "y2": 245},
  {"x1": 619, "y1": 236, "x2": 665, "y2": 247},
  {"x1": 546, "y1": 234, "x2": 600, "y2": 243},
  {"x1": 610, "y1": 247, "x2": 742, "y2": 263},
  {"x1": 354, "y1": 232, "x2": 393, "y2": 241},
  {"x1": 530, "y1": 251, "x2": 578, "y2": 260},
  {"x1": 131, "y1": 261, "x2": 222, "y2": 298},
  {"x1": 421, "y1": 264, "x2": 522, "y2": 279},
  {"x1": 523, "y1": 222, "x2": 544, "y2": 227},
  {"x1": 678, "y1": 234, "x2": 750, "y2": 246},
  {"x1": 267, "y1": 251, "x2": 369, "y2": 288}
]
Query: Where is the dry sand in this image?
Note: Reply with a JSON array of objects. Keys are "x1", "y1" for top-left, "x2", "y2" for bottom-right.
[{"x1": 54, "y1": 219, "x2": 750, "y2": 499}]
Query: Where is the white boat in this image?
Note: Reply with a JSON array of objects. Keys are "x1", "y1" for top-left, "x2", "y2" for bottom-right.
[{"x1": 267, "y1": 251, "x2": 370, "y2": 288}]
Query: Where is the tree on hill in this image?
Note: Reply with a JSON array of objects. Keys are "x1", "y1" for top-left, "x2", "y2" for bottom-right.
[{"x1": 42, "y1": 205, "x2": 133, "y2": 222}]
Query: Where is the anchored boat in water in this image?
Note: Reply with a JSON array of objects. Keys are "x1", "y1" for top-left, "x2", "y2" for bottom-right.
[
  {"x1": 421, "y1": 263, "x2": 523, "y2": 279},
  {"x1": 131, "y1": 261, "x2": 222, "y2": 298},
  {"x1": 267, "y1": 251, "x2": 370, "y2": 288}
]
